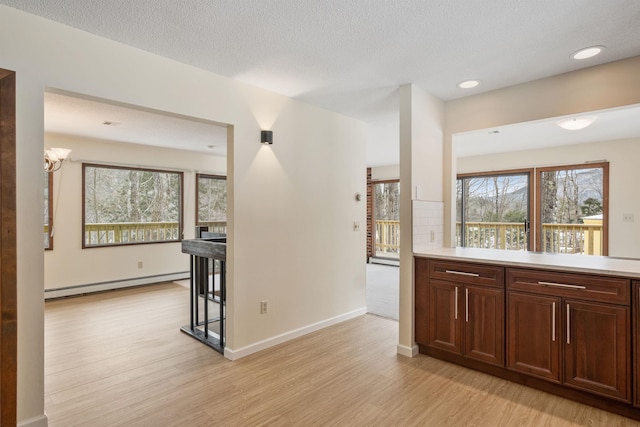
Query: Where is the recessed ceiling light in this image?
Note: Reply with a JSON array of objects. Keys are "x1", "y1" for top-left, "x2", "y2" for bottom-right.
[
  {"x1": 457, "y1": 80, "x2": 480, "y2": 89},
  {"x1": 571, "y1": 46, "x2": 605, "y2": 60},
  {"x1": 207, "y1": 145, "x2": 216, "y2": 149},
  {"x1": 556, "y1": 116, "x2": 597, "y2": 130}
]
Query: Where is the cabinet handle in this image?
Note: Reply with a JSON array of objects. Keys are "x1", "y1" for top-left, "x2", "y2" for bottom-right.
[
  {"x1": 465, "y1": 288, "x2": 469, "y2": 322},
  {"x1": 552, "y1": 302, "x2": 556, "y2": 342},
  {"x1": 566, "y1": 304, "x2": 571, "y2": 344},
  {"x1": 538, "y1": 281, "x2": 586, "y2": 290},
  {"x1": 454, "y1": 287, "x2": 458, "y2": 320},
  {"x1": 446, "y1": 270, "x2": 480, "y2": 277}
]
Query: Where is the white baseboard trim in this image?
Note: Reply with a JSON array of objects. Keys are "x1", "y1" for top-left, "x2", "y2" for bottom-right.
[
  {"x1": 224, "y1": 307, "x2": 368, "y2": 360},
  {"x1": 396, "y1": 343, "x2": 419, "y2": 357},
  {"x1": 44, "y1": 272, "x2": 190, "y2": 299},
  {"x1": 18, "y1": 414, "x2": 48, "y2": 427}
]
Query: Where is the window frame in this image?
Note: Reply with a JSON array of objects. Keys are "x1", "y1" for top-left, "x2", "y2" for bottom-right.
[
  {"x1": 535, "y1": 161, "x2": 609, "y2": 255},
  {"x1": 456, "y1": 168, "x2": 533, "y2": 251},
  {"x1": 82, "y1": 163, "x2": 184, "y2": 248},
  {"x1": 371, "y1": 179, "x2": 400, "y2": 259}
]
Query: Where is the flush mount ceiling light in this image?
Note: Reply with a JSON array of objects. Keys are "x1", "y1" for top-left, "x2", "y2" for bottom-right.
[
  {"x1": 556, "y1": 116, "x2": 597, "y2": 130},
  {"x1": 571, "y1": 45, "x2": 605, "y2": 60},
  {"x1": 457, "y1": 80, "x2": 480, "y2": 89}
]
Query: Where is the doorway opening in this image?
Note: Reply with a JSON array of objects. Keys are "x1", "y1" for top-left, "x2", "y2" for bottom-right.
[{"x1": 366, "y1": 171, "x2": 400, "y2": 320}]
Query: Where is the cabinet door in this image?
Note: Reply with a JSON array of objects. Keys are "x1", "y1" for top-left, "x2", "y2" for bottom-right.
[
  {"x1": 428, "y1": 280, "x2": 462, "y2": 354},
  {"x1": 464, "y1": 285, "x2": 504, "y2": 366},
  {"x1": 507, "y1": 292, "x2": 561, "y2": 382},
  {"x1": 565, "y1": 300, "x2": 630, "y2": 402}
]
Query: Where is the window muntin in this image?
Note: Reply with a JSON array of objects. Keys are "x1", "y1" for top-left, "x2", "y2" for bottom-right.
[{"x1": 82, "y1": 164, "x2": 183, "y2": 247}]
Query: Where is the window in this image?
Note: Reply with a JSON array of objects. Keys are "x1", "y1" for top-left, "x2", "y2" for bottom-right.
[
  {"x1": 83, "y1": 164, "x2": 183, "y2": 247},
  {"x1": 456, "y1": 170, "x2": 532, "y2": 251},
  {"x1": 457, "y1": 162, "x2": 608, "y2": 255},
  {"x1": 196, "y1": 174, "x2": 227, "y2": 234},
  {"x1": 373, "y1": 180, "x2": 400, "y2": 258},
  {"x1": 44, "y1": 170, "x2": 53, "y2": 250},
  {"x1": 537, "y1": 162, "x2": 608, "y2": 255}
]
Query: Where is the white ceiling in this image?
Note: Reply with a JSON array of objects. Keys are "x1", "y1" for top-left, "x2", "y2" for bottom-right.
[
  {"x1": 3, "y1": 0, "x2": 640, "y2": 164},
  {"x1": 456, "y1": 104, "x2": 640, "y2": 158},
  {"x1": 45, "y1": 92, "x2": 229, "y2": 155}
]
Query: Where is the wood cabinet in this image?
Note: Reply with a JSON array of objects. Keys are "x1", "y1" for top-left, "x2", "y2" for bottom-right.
[
  {"x1": 564, "y1": 299, "x2": 629, "y2": 401},
  {"x1": 415, "y1": 255, "x2": 637, "y2": 418},
  {"x1": 421, "y1": 260, "x2": 504, "y2": 366},
  {"x1": 507, "y1": 268, "x2": 631, "y2": 402},
  {"x1": 507, "y1": 292, "x2": 561, "y2": 382}
]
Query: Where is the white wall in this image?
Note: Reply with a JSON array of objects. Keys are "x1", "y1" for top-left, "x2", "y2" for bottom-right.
[
  {"x1": 371, "y1": 165, "x2": 399, "y2": 181},
  {"x1": 1, "y1": 6, "x2": 367, "y2": 425},
  {"x1": 457, "y1": 137, "x2": 640, "y2": 259},
  {"x1": 44, "y1": 133, "x2": 227, "y2": 292}
]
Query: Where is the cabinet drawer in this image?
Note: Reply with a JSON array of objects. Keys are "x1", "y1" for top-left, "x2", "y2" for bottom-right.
[
  {"x1": 429, "y1": 260, "x2": 503, "y2": 288},
  {"x1": 507, "y1": 268, "x2": 630, "y2": 305}
]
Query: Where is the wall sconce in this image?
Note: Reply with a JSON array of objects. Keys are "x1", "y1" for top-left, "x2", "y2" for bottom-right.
[
  {"x1": 261, "y1": 130, "x2": 273, "y2": 145},
  {"x1": 44, "y1": 148, "x2": 72, "y2": 172}
]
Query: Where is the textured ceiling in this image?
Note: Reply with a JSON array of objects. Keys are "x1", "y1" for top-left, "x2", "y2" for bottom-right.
[{"x1": 2, "y1": 0, "x2": 640, "y2": 165}]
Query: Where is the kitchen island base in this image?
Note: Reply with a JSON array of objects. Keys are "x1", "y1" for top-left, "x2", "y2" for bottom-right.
[{"x1": 415, "y1": 250, "x2": 640, "y2": 421}]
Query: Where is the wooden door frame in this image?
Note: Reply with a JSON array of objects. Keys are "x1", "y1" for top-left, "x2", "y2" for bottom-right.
[{"x1": 0, "y1": 68, "x2": 17, "y2": 426}]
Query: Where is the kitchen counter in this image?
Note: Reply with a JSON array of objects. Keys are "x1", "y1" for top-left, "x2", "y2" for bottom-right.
[{"x1": 415, "y1": 247, "x2": 640, "y2": 279}]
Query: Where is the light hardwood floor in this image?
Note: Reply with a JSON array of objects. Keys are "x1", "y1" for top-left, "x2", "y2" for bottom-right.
[{"x1": 45, "y1": 283, "x2": 639, "y2": 426}]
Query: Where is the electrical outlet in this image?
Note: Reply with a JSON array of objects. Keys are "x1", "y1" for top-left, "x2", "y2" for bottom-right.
[
  {"x1": 623, "y1": 213, "x2": 634, "y2": 223},
  {"x1": 353, "y1": 221, "x2": 360, "y2": 231},
  {"x1": 137, "y1": 261, "x2": 143, "y2": 269},
  {"x1": 260, "y1": 300, "x2": 268, "y2": 314}
]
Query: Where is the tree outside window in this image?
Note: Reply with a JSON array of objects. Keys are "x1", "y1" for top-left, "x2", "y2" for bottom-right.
[
  {"x1": 83, "y1": 164, "x2": 183, "y2": 247},
  {"x1": 196, "y1": 174, "x2": 227, "y2": 234}
]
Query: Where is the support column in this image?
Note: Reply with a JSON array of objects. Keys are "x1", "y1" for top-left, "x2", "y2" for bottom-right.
[{"x1": 397, "y1": 84, "x2": 444, "y2": 356}]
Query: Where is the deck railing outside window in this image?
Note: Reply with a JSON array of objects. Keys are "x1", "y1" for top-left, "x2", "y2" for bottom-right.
[
  {"x1": 456, "y1": 221, "x2": 603, "y2": 255},
  {"x1": 374, "y1": 220, "x2": 603, "y2": 257},
  {"x1": 84, "y1": 221, "x2": 227, "y2": 246},
  {"x1": 375, "y1": 220, "x2": 400, "y2": 257}
]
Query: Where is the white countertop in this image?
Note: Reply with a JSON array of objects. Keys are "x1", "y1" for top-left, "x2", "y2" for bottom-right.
[{"x1": 415, "y1": 247, "x2": 640, "y2": 279}]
